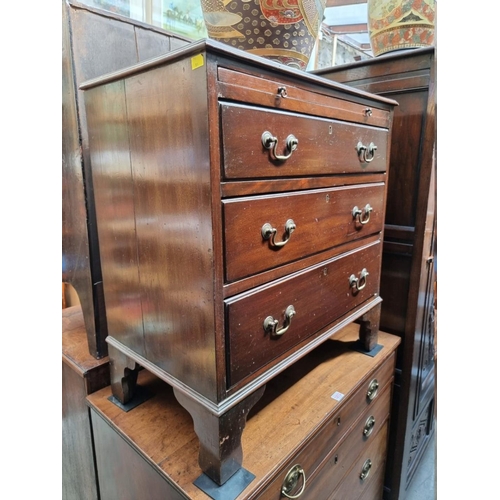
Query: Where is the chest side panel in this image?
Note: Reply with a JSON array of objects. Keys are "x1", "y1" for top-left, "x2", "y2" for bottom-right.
[{"x1": 124, "y1": 61, "x2": 217, "y2": 399}]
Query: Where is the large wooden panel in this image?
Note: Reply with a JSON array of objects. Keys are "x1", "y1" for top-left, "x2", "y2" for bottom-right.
[
  {"x1": 85, "y1": 81, "x2": 146, "y2": 358},
  {"x1": 91, "y1": 408, "x2": 187, "y2": 500},
  {"x1": 125, "y1": 60, "x2": 216, "y2": 398},
  {"x1": 88, "y1": 58, "x2": 218, "y2": 400}
]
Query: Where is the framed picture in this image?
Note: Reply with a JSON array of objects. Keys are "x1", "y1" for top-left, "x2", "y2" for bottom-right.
[{"x1": 159, "y1": 0, "x2": 207, "y2": 40}]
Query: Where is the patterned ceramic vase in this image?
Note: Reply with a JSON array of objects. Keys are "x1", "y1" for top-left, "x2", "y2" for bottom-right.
[
  {"x1": 200, "y1": 0, "x2": 326, "y2": 70},
  {"x1": 367, "y1": 0, "x2": 435, "y2": 57}
]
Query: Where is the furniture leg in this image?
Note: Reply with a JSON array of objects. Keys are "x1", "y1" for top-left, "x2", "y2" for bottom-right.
[
  {"x1": 358, "y1": 302, "x2": 381, "y2": 352},
  {"x1": 109, "y1": 344, "x2": 140, "y2": 405},
  {"x1": 173, "y1": 386, "x2": 266, "y2": 486}
]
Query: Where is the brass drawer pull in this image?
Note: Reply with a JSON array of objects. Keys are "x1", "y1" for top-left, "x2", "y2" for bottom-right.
[
  {"x1": 366, "y1": 379, "x2": 379, "y2": 401},
  {"x1": 281, "y1": 464, "x2": 306, "y2": 499},
  {"x1": 360, "y1": 459, "x2": 372, "y2": 481},
  {"x1": 349, "y1": 268, "x2": 369, "y2": 292},
  {"x1": 264, "y1": 305, "x2": 296, "y2": 337},
  {"x1": 356, "y1": 141, "x2": 377, "y2": 163},
  {"x1": 262, "y1": 219, "x2": 296, "y2": 248},
  {"x1": 262, "y1": 131, "x2": 298, "y2": 161},
  {"x1": 363, "y1": 416, "x2": 376, "y2": 437},
  {"x1": 352, "y1": 204, "x2": 373, "y2": 225},
  {"x1": 277, "y1": 86, "x2": 288, "y2": 98}
]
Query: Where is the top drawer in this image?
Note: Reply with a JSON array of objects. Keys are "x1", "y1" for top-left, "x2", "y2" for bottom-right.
[
  {"x1": 220, "y1": 103, "x2": 389, "y2": 179},
  {"x1": 217, "y1": 67, "x2": 392, "y2": 129}
]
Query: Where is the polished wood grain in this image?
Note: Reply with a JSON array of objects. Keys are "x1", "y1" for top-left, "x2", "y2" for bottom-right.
[
  {"x1": 87, "y1": 325, "x2": 400, "y2": 499},
  {"x1": 221, "y1": 103, "x2": 389, "y2": 179},
  {"x1": 86, "y1": 56, "x2": 218, "y2": 401},
  {"x1": 223, "y1": 183, "x2": 385, "y2": 282},
  {"x1": 221, "y1": 173, "x2": 387, "y2": 198},
  {"x1": 226, "y1": 240, "x2": 382, "y2": 387}
]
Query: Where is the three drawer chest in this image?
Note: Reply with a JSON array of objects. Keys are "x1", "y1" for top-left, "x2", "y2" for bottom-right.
[{"x1": 81, "y1": 39, "x2": 397, "y2": 491}]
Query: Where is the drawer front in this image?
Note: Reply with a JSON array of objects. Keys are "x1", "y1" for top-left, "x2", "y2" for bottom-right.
[
  {"x1": 221, "y1": 103, "x2": 389, "y2": 179},
  {"x1": 226, "y1": 240, "x2": 382, "y2": 387},
  {"x1": 217, "y1": 67, "x2": 392, "y2": 129},
  {"x1": 328, "y1": 422, "x2": 389, "y2": 500},
  {"x1": 294, "y1": 382, "x2": 392, "y2": 500},
  {"x1": 223, "y1": 183, "x2": 385, "y2": 282},
  {"x1": 256, "y1": 374, "x2": 393, "y2": 500}
]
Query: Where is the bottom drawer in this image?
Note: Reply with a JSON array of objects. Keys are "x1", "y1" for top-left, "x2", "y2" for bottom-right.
[
  {"x1": 255, "y1": 356, "x2": 394, "y2": 500},
  {"x1": 329, "y1": 421, "x2": 389, "y2": 500},
  {"x1": 357, "y1": 464, "x2": 386, "y2": 500}
]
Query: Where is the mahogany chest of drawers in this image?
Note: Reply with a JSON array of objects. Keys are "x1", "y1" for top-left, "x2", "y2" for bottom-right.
[
  {"x1": 81, "y1": 39, "x2": 396, "y2": 487},
  {"x1": 87, "y1": 325, "x2": 400, "y2": 499}
]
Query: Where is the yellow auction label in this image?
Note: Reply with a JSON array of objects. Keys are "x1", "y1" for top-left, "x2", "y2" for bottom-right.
[{"x1": 191, "y1": 54, "x2": 204, "y2": 70}]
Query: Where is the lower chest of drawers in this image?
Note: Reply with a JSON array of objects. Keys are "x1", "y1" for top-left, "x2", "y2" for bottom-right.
[
  {"x1": 82, "y1": 39, "x2": 396, "y2": 486},
  {"x1": 87, "y1": 325, "x2": 400, "y2": 500},
  {"x1": 256, "y1": 344, "x2": 394, "y2": 500}
]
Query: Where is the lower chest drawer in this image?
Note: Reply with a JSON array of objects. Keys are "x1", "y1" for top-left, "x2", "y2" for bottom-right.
[
  {"x1": 254, "y1": 354, "x2": 394, "y2": 500},
  {"x1": 226, "y1": 239, "x2": 382, "y2": 387},
  {"x1": 291, "y1": 382, "x2": 392, "y2": 500},
  {"x1": 328, "y1": 421, "x2": 389, "y2": 500}
]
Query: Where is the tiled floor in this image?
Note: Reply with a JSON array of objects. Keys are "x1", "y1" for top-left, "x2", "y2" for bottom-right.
[{"x1": 404, "y1": 431, "x2": 437, "y2": 500}]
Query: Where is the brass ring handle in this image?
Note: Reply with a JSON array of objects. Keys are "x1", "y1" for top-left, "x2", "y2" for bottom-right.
[
  {"x1": 349, "y1": 268, "x2": 369, "y2": 292},
  {"x1": 262, "y1": 219, "x2": 296, "y2": 248},
  {"x1": 352, "y1": 204, "x2": 373, "y2": 225},
  {"x1": 363, "y1": 416, "x2": 376, "y2": 437},
  {"x1": 281, "y1": 464, "x2": 306, "y2": 499},
  {"x1": 360, "y1": 459, "x2": 372, "y2": 481},
  {"x1": 356, "y1": 141, "x2": 378, "y2": 163},
  {"x1": 264, "y1": 305, "x2": 296, "y2": 337},
  {"x1": 366, "y1": 379, "x2": 379, "y2": 401},
  {"x1": 262, "y1": 131, "x2": 298, "y2": 161}
]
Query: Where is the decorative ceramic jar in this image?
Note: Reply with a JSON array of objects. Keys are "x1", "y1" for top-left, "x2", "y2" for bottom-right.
[
  {"x1": 367, "y1": 0, "x2": 435, "y2": 57},
  {"x1": 200, "y1": 0, "x2": 326, "y2": 70}
]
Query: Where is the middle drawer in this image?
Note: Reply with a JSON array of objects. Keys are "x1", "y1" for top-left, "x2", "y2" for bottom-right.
[
  {"x1": 223, "y1": 183, "x2": 385, "y2": 283},
  {"x1": 225, "y1": 239, "x2": 382, "y2": 387}
]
